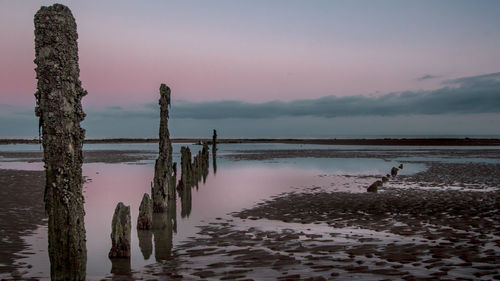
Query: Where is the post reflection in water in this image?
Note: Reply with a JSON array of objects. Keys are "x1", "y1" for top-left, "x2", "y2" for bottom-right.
[
  {"x1": 137, "y1": 230, "x2": 152, "y2": 260},
  {"x1": 202, "y1": 164, "x2": 209, "y2": 184},
  {"x1": 110, "y1": 258, "x2": 131, "y2": 278},
  {"x1": 212, "y1": 153, "x2": 217, "y2": 175},
  {"x1": 178, "y1": 181, "x2": 193, "y2": 218},
  {"x1": 151, "y1": 199, "x2": 177, "y2": 262}
]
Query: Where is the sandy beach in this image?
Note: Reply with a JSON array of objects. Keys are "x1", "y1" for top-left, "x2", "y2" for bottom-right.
[
  {"x1": 2, "y1": 1, "x2": 500, "y2": 280},
  {"x1": 1, "y1": 144, "x2": 499, "y2": 280}
]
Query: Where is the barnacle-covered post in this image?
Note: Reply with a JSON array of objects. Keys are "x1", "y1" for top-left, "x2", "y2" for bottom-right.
[{"x1": 34, "y1": 4, "x2": 87, "y2": 280}]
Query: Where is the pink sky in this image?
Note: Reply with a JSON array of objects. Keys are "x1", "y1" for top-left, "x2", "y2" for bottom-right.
[{"x1": 1, "y1": 1, "x2": 500, "y2": 107}]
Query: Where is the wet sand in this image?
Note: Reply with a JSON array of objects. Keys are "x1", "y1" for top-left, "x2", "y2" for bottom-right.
[
  {"x1": 1, "y1": 147, "x2": 499, "y2": 280},
  {"x1": 0, "y1": 150, "x2": 155, "y2": 164},
  {"x1": 225, "y1": 147, "x2": 500, "y2": 161},
  {"x1": 0, "y1": 169, "x2": 45, "y2": 277},
  {"x1": 2, "y1": 146, "x2": 500, "y2": 165},
  {"x1": 398, "y1": 162, "x2": 500, "y2": 188}
]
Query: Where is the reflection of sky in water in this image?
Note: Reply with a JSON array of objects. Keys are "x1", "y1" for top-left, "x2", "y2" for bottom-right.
[
  {"x1": 11, "y1": 157, "x2": 424, "y2": 278},
  {"x1": 12, "y1": 162, "x2": 363, "y2": 278},
  {"x1": 231, "y1": 157, "x2": 425, "y2": 175}
]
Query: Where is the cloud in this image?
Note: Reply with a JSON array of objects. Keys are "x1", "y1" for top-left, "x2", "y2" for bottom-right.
[
  {"x1": 2, "y1": 71, "x2": 499, "y2": 138},
  {"x1": 417, "y1": 74, "x2": 441, "y2": 81},
  {"x1": 444, "y1": 72, "x2": 500, "y2": 86},
  {"x1": 2, "y1": 72, "x2": 500, "y2": 138},
  {"x1": 94, "y1": 72, "x2": 500, "y2": 120}
]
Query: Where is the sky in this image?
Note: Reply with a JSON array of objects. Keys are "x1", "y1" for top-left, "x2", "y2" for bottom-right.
[{"x1": 1, "y1": 0, "x2": 500, "y2": 138}]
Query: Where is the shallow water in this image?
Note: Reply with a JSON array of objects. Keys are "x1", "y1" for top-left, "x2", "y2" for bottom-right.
[{"x1": 0, "y1": 143, "x2": 495, "y2": 279}]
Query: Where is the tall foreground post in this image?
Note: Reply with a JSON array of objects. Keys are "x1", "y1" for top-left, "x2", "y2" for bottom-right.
[
  {"x1": 34, "y1": 4, "x2": 87, "y2": 280},
  {"x1": 152, "y1": 84, "x2": 175, "y2": 212}
]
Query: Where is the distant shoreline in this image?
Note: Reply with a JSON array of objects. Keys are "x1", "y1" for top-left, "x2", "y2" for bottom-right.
[{"x1": 1, "y1": 138, "x2": 500, "y2": 146}]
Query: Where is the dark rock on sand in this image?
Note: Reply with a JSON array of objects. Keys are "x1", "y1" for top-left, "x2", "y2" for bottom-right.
[
  {"x1": 367, "y1": 180, "x2": 383, "y2": 192},
  {"x1": 391, "y1": 167, "x2": 399, "y2": 177}
]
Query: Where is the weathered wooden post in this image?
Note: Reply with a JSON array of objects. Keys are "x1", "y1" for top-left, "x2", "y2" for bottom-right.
[
  {"x1": 34, "y1": 4, "x2": 87, "y2": 280},
  {"x1": 179, "y1": 146, "x2": 193, "y2": 188},
  {"x1": 151, "y1": 84, "x2": 176, "y2": 212},
  {"x1": 212, "y1": 129, "x2": 217, "y2": 173},
  {"x1": 137, "y1": 193, "x2": 153, "y2": 230},
  {"x1": 108, "y1": 202, "x2": 131, "y2": 258},
  {"x1": 108, "y1": 203, "x2": 132, "y2": 276}
]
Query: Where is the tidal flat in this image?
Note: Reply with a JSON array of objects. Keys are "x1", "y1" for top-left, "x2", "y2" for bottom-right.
[{"x1": 0, "y1": 142, "x2": 499, "y2": 280}]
